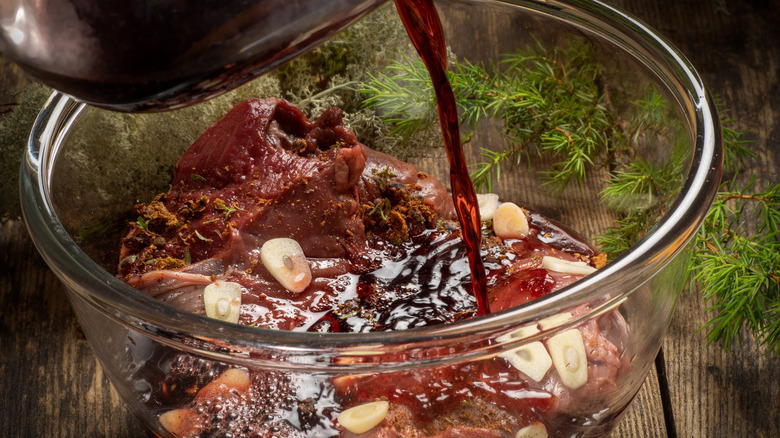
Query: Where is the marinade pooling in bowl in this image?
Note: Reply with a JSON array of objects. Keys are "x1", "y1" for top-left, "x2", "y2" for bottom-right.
[
  {"x1": 118, "y1": 98, "x2": 629, "y2": 437},
  {"x1": 17, "y1": 0, "x2": 723, "y2": 437}
]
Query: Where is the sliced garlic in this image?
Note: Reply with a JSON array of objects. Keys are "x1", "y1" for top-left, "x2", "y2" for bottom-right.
[
  {"x1": 546, "y1": 329, "x2": 588, "y2": 389},
  {"x1": 538, "y1": 312, "x2": 573, "y2": 331},
  {"x1": 203, "y1": 281, "x2": 242, "y2": 323},
  {"x1": 501, "y1": 341, "x2": 552, "y2": 382},
  {"x1": 493, "y1": 202, "x2": 529, "y2": 239},
  {"x1": 541, "y1": 256, "x2": 597, "y2": 275},
  {"x1": 338, "y1": 400, "x2": 389, "y2": 434},
  {"x1": 477, "y1": 193, "x2": 500, "y2": 221},
  {"x1": 497, "y1": 324, "x2": 540, "y2": 343},
  {"x1": 331, "y1": 373, "x2": 373, "y2": 393},
  {"x1": 260, "y1": 238, "x2": 312, "y2": 293},
  {"x1": 516, "y1": 422, "x2": 549, "y2": 438}
]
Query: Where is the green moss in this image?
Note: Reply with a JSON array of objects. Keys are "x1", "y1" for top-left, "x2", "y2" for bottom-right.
[
  {"x1": 0, "y1": 83, "x2": 52, "y2": 220},
  {"x1": 51, "y1": 75, "x2": 283, "y2": 240},
  {"x1": 0, "y1": 3, "x2": 420, "y2": 221}
]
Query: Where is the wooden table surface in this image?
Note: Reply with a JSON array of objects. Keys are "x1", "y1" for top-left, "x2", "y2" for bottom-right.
[{"x1": 1, "y1": 0, "x2": 778, "y2": 437}]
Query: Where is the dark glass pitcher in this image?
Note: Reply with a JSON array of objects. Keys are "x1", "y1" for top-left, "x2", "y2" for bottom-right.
[{"x1": 0, "y1": 0, "x2": 385, "y2": 111}]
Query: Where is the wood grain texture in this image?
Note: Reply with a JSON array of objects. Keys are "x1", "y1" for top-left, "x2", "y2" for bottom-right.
[
  {"x1": 610, "y1": 0, "x2": 780, "y2": 437},
  {"x1": 1, "y1": 0, "x2": 778, "y2": 437},
  {"x1": 612, "y1": 367, "x2": 667, "y2": 438},
  {"x1": 0, "y1": 56, "x2": 143, "y2": 437},
  {"x1": 0, "y1": 221, "x2": 144, "y2": 438}
]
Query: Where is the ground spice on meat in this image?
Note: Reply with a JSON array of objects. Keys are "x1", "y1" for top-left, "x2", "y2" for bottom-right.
[
  {"x1": 362, "y1": 179, "x2": 439, "y2": 245},
  {"x1": 117, "y1": 98, "x2": 627, "y2": 438},
  {"x1": 137, "y1": 194, "x2": 181, "y2": 231}
]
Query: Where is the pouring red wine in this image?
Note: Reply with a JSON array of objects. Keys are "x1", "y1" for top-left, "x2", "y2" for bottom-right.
[{"x1": 8, "y1": 1, "x2": 629, "y2": 436}]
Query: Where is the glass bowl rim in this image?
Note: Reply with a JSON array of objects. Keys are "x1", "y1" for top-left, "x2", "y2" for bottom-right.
[{"x1": 20, "y1": 0, "x2": 722, "y2": 363}]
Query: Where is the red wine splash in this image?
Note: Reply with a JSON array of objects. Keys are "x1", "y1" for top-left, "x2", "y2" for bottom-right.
[{"x1": 394, "y1": 0, "x2": 489, "y2": 316}]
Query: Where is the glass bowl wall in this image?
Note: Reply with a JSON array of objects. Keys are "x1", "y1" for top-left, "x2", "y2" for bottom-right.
[{"x1": 20, "y1": 0, "x2": 721, "y2": 437}]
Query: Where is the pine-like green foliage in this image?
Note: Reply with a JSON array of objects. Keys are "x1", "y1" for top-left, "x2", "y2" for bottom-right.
[
  {"x1": 694, "y1": 179, "x2": 780, "y2": 353},
  {"x1": 598, "y1": 92, "x2": 779, "y2": 352},
  {"x1": 361, "y1": 38, "x2": 619, "y2": 193},
  {"x1": 597, "y1": 106, "x2": 690, "y2": 256},
  {"x1": 358, "y1": 34, "x2": 780, "y2": 354},
  {"x1": 597, "y1": 97, "x2": 779, "y2": 352}
]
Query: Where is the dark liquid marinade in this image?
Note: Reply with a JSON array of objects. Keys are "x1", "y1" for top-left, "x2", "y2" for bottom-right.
[
  {"x1": 117, "y1": 1, "x2": 627, "y2": 437},
  {"x1": 128, "y1": 197, "x2": 617, "y2": 437},
  {"x1": 305, "y1": 217, "x2": 599, "y2": 334},
  {"x1": 394, "y1": 0, "x2": 489, "y2": 317},
  {"x1": 139, "y1": 229, "x2": 607, "y2": 438},
  {"x1": 306, "y1": 229, "x2": 480, "y2": 333}
]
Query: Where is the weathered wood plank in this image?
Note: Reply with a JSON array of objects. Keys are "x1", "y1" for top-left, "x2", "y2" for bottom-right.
[
  {"x1": 612, "y1": 366, "x2": 668, "y2": 437},
  {"x1": 1, "y1": 59, "x2": 142, "y2": 437},
  {"x1": 611, "y1": 0, "x2": 780, "y2": 436},
  {"x1": 2, "y1": 0, "x2": 779, "y2": 437},
  {"x1": 0, "y1": 221, "x2": 144, "y2": 438}
]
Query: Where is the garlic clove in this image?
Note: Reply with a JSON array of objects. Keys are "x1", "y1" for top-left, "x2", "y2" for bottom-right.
[
  {"x1": 203, "y1": 281, "x2": 242, "y2": 323},
  {"x1": 217, "y1": 368, "x2": 251, "y2": 392},
  {"x1": 338, "y1": 400, "x2": 390, "y2": 434},
  {"x1": 493, "y1": 202, "x2": 529, "y2": 239},
  {"x1": 542, "y1": 256, "x2": 597, "y2": 275},
  {"x1": 331, "y1": 373, "x2": 373, "y2": 393},
  {"x1": 477, "y1": 193, "x2": 500, "y2": 221},
  {"x1": 546, "y1": 329, "x2": 588, "y2": 389},
  {"x1": 260, "y1": 238, "x2": 312, "y2": 293},
  {"x1": 159, "y1": 408, "x2": 198, "y2": 436},
  {"x1": 196, "y1": 368, "x2": 251, "y2": 400},
  {"x1": 501, "y1": 341, "x2": 553, "y2": 382},
  {"x1": 538, "y1": 312, "x2": 573, "y2": 331},
  {"x1": 497, "y1": 324, "x2": 540, "y2": 343},
  {"x1": 516, "y1": 422, "x2": 548, "y2": 438}
]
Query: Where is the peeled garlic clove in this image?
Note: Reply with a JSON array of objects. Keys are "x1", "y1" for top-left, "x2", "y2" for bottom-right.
[
  {"x1": 516, "y1": 422, "x2": 548, "y2": 438},
  {"x1": 217, "y1": 368, "x2": 251, "y2": 392},
  {"x1": 538, "y1": 312, "x2": 573, "y2": 331},
  {"x1": 159, "y1": 408, "x2": 198, "y2": 436},
  {"x1": 546, "y1": 329, "x2": 588, "y2": 389},
  {"x1": 261, "y1": 238, "x2": 312, "y2": 293},
  {"x1": 493, "y1": 202, "x2": 529, "y2": 239},
  {"x1": 203, "y1": 281, "x2": 242, "y2": 323},
  {"x1": 338, "y1": 401, "x2": 389, "y2": 434},
  {"x1": 477, "y1": 193, "x2": 500, "y2": 220},
  {"x1": 196, "y1": 367, "x2": 251, "y2": 400},
  {"x1": 501, "y1": 341, "x2": 552, "y2": 382},
  {"x1": 542, "y1": 256, "x2": 597, "y2": 275},
  {"x1": 497, "y1": 324, "x2": 540, "y2": 343}
]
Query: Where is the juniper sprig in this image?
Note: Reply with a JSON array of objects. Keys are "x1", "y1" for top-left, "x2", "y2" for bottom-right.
[
  {"x1": 693, "y1": 179, "x2": 780, "y2": 352},
  {"x1": 360, "y1": 37, "x2": 619, "y2": 193},
  {"x1": 357, "y1": 35, "x2": 780, "y2": 354}
]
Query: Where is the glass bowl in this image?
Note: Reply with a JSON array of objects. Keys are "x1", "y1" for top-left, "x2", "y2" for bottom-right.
[{"x1": 20, "y1": 0, "x2": 721, "y2": 437}]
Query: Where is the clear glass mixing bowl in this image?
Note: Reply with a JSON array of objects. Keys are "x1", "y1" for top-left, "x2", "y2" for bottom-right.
[{"x1": 20, "y1": 1, "x2": 721, "y2": 437}]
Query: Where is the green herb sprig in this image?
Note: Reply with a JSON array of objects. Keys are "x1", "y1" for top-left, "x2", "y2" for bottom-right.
[
  {"x1": 693, "y1": 179, "x2": 780, "y2": 353},
  {"x1": 361, "y1": 38, "x2": 618, "y2": 193},
  {"x1": 358, "y1": 37, "x2": 780, "y2": 354},
  {"x1": 598, "y1": 95, "x2": 779, "y2": 352}
]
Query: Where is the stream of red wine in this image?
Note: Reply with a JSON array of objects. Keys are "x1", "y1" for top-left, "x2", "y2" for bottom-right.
[{"x1": 394, "y1": 0, "x2": 489, "y2": 316}]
